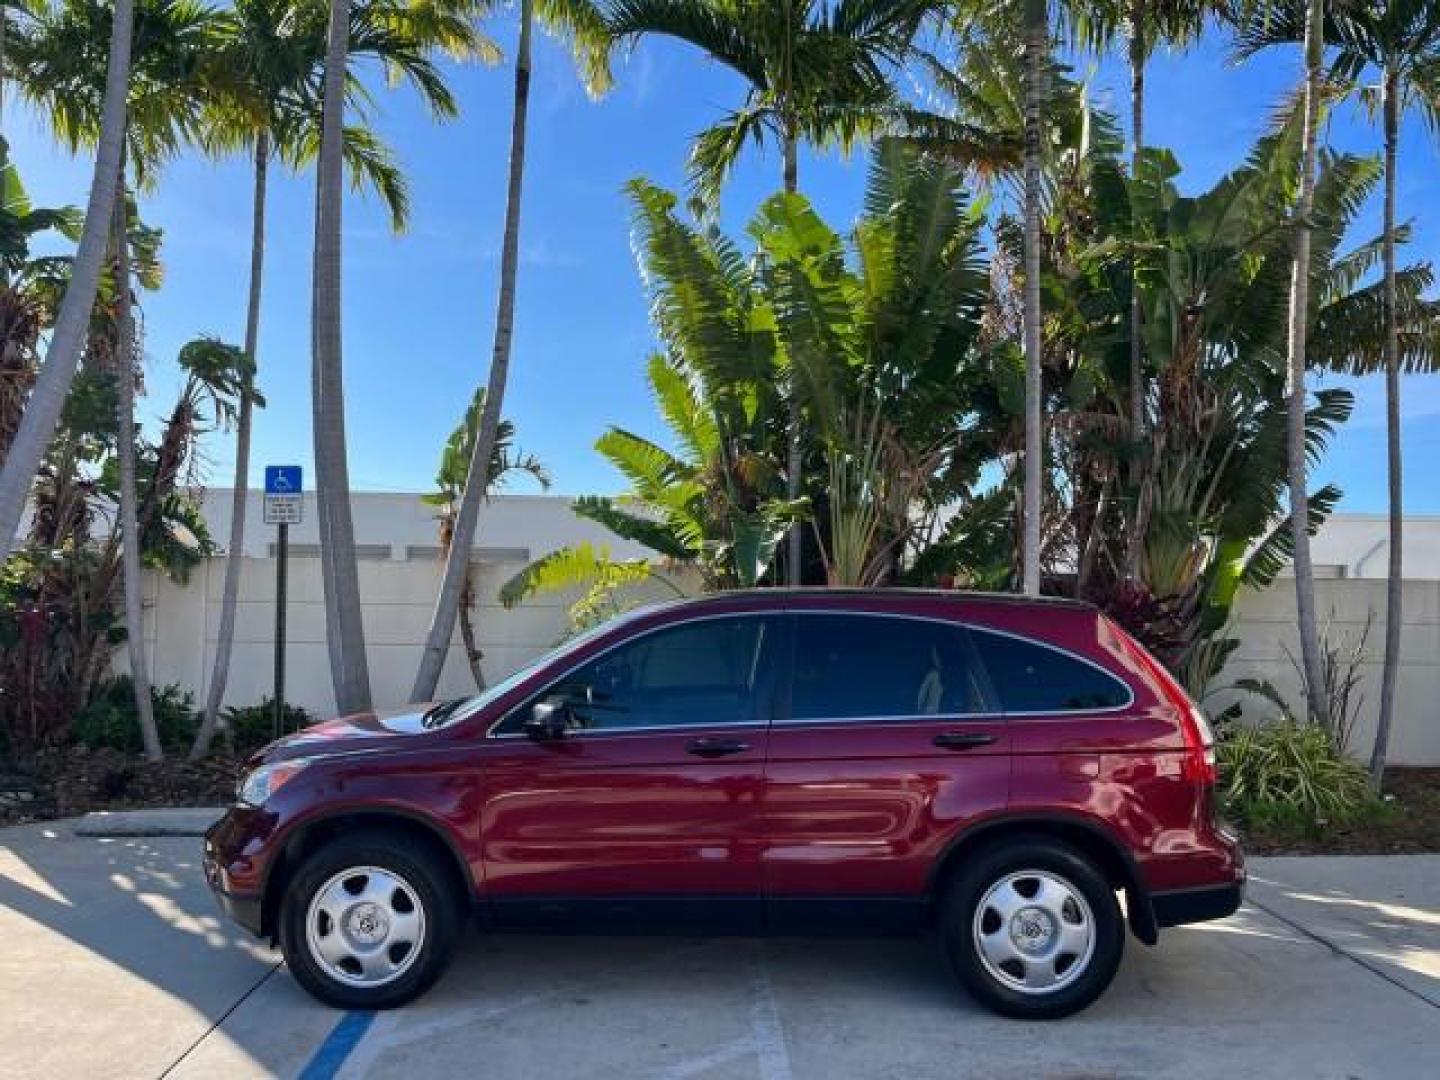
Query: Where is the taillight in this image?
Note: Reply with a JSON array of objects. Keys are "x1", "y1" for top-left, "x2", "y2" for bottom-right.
[
  {"x1": 1178, "y1": 702, "x2": 1219, "y2": 785},
  {"x1": 1105, "y1": 618, "x2": 1218, "y2": 786}
]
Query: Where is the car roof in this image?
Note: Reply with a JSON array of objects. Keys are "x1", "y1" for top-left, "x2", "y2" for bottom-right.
[{"x1": 627, "y1": 587, "x2": 1095, "y2": 618}]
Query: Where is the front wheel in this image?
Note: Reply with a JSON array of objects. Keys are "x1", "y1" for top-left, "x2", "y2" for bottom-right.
[
  {"x1": 279, "y1": 831, "x2": 461, "y2": 1009},
  {"x1": 941, "y1": 838, "x2": 1124, "y2": 1019}
]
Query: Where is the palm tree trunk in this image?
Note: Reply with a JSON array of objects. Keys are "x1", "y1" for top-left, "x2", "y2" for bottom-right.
[
  {"x1": 458, "y1": 569, "x2": 486, "y2": 691},
  {"x1": 782, "y1": 127, "x2": 802, "y2": 586},
  {"x1": 313, "y1": 0, "x2": 371, "y2": 714},
  {"x1": 1370, "y1": 66, "x2": 1401, "y2": 788},
  {"x1": 0, "y1": 0, "x2": 134, "y2": 561},
  {"x1": 410, "y1": 0, "x2": 534, "y2": 702},
  {"x1": 1285, "y1": 0, "x2": 1330, "y2": 729},
  {"x1": 112, "y1": 173, "x2": 162, "y2": 763},
  {"x1": 1020, "y1": 0, "x2": 1045, "y2": 596},
  {"x1": 1124, "y1": 3, "x2": 1146, "y2": 582},
  {"x1": 191, "y1": 133, "x2": 268, "y2": 760}
]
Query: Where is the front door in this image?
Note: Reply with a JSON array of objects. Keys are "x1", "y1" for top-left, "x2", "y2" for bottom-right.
[
  {"x1": 762, "y1": 611, "x2": 1010, "y2": 931},
  {"x1": 478, "y1": 613, "x2": 782, "y2": 931}
]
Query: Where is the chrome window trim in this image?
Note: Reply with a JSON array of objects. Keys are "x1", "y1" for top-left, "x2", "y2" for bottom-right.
[
  {"x1": 779, "y1": 609, "x2": 1134, "y2": 725},
  {"x1": 485, "y1": 610, "x2": 776, "y2": 738},
  {"x1": 485, "y1": 605, "x2": 1135, "y2": 739},
  {"x1": 488, "y1": 720, "x2": 769, "y2": 742}
]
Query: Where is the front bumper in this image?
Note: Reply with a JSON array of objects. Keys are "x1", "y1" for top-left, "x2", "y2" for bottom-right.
[
  {"x1": 203, "y1": 805, "x2": 280, "y2": 939},
  {"x1": 208, "y1": 879, "x2": 265, "y2": 937}
]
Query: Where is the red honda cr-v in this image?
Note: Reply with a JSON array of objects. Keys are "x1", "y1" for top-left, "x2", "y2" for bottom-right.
[{"x1": 204, "y1": 589, "x2": 1243, "y2": 1019}]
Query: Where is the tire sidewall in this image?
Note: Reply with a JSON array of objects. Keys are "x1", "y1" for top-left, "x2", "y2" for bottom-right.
[
  {"x1": 942, "y1": 838, "x2": 1124, "y2": 1020},
  {"x1": 280, "y1": 833, "x2": 461, "y2": 1010}
]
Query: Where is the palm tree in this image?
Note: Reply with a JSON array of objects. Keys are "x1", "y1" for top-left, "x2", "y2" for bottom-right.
[
  {"x1": 1226, "y1": 0, "x2": 1332, "y2": 726},
  {"x1": 1068, "y1": 1, "x2": 1224, "y2": 579},
  {"x1": 190, "y1": 0, "x2": 483, "y2": 759},
  {"x1": 602, "y1": 0, "x2": 927, "y2": 588},
  {"x1": 313, "y1": 0, "x2": 493, "y2": 715},
  {"x1": 1282, "y1": 0, "x2": 1330, "y2": 730},
  {"x1": 423, "y1": 386, "x2": 549, "y2": 690},
  {"x1": 0, "y1": 0, "x2": 134, "y2": 565},
  {"x1": 14, "y1": 0, "x2": 223, "y2": 759},
  {"x1": 1020, "y1": 0, "x2": 1045, "y2": 595},
  {"x1": 1240, "y1": 0, "x2": 1440, "y2": 782},
  {"x1": 409, "y1": 0, "x2": 611, "y2": 702}
]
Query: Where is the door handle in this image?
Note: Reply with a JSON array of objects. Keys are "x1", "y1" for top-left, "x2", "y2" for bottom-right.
[
  {"x1": 932, "y1": 732, "x2": 997, "y2": 751},
  {"x1": 686, "y1": 737, "x2": 751, "y2": 758}
]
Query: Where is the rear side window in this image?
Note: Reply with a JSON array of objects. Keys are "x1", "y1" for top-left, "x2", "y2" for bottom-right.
[
  {"x1": 790, "y1": 614, "x2": 990, "y2": 721},
  {"x1": 969, "y1": 628, "x2": 1130, "y2": 714}
]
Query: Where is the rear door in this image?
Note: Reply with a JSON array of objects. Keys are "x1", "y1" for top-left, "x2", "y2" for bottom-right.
[
  {"x1": 479, "y1": 613, "x2": 782, "y2": 930},
  {"x1": 761, "y1": 611, "x2": 1010, "y2": 930}
]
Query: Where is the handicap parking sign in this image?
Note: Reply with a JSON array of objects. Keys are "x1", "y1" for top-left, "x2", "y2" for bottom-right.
[{"x1": 263, "y1": 465, "x2": 303, "y2": 525}]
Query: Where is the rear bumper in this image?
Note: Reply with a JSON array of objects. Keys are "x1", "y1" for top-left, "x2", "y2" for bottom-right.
[{"x1": 1152, "y1": 879, "x2": 1245, "y2": 928}]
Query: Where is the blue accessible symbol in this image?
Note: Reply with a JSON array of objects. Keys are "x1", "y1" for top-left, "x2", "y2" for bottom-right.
[{"x1": 265, "y1": 465, "x2": 302, "y2": 494}]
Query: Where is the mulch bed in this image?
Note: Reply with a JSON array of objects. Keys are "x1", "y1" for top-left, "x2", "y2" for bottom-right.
[
  {"x1": 0, "y1": 746, "x2": 242, "y2": 827},
  {"x1": 1237, "y1": 768, "x2": 1440, "y2": 856}
]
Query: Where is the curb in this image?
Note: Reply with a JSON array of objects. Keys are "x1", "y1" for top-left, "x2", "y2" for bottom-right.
[{"x1": 73, "y1": 807, "x2": 228, "y2": 838}]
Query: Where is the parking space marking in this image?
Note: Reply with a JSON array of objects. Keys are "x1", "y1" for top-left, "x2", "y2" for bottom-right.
[
  {"x1": 335, "y1": 939, "x2": 726, "y2": 1078},
  {"x1": 158, "y1": 961, "x2": 284, "y2": 1079},
  {"x1": 299, "y1": 1011, "x2": 378, "y2": 1080},
  {"x1": 750, "y1": 946, "x2": 793, "y2": 1080}
]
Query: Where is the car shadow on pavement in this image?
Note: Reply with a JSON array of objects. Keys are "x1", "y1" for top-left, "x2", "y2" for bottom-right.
[{"x1": 0, "y1": 824, "x2": 296, "y2": 1078}]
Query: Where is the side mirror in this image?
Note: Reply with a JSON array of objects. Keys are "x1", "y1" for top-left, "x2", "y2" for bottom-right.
[{"x1": 524, "y1": 699, "x2": 570, "y2": 741}]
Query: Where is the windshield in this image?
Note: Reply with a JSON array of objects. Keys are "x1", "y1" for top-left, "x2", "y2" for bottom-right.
[{"x1": 423, "y1": 612, "x2": 649, "y2": 729}]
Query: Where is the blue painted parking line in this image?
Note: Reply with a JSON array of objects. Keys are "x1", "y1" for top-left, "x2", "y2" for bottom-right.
[{"x1": 298, "y1": 1011, "x2": 376, "y2": 1080}]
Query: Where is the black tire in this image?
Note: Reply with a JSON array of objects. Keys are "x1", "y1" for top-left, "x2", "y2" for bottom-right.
[
  {"x1": 940, "y1": 836, "x2": 1124, "y2": 1019},
  {"x1": 279, "y1": 830, "x2": 462, "y2": 1009}
]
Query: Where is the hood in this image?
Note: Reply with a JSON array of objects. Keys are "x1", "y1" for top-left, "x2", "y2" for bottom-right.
[{"x1": 251, "y1": 702, "x2": 448, "y2": 765}]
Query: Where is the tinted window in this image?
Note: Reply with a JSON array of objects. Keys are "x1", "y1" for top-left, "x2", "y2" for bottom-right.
[
  {"x1": 969, "y1": 628, "x2": 1129, "y2": 713},
  {"x1": 519, "y1": 616, "x2": 774, "y2": 732},
  {"x1": 790, "y1": 614, "x2": 989, "y2": 721}
]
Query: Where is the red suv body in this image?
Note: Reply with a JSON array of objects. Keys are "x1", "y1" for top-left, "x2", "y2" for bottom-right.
[{"x1": 204, "y1": 589, "x2": 1243, "y2": 1018}]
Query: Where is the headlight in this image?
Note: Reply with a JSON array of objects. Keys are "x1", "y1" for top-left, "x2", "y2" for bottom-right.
[{"x1": 237, "y1": 759, "x2": 311, "y2": 806}]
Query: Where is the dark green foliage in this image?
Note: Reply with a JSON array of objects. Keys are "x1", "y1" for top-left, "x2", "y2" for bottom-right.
[
  {"x1": 220, "y1": 698, "x2": 312, "y2": 757},
  {"x1": 1218, "y1": 723, "x2": 1375, "y2": 828},
  {"x1": 73, "y1": 678, "x2": 199, "y2": 754}
]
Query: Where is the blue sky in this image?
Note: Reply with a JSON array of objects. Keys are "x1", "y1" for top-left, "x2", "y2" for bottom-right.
[{"x1": 7, "y1": 18, "x2": 1439, "y2": 513}]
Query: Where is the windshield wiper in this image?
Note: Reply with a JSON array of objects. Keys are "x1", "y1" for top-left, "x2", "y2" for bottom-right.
[{"x1": 421, "y1": 697, "x2": 469, "y2": 729}]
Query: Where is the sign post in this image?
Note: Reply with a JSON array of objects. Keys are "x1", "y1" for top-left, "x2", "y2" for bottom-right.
[{"x1": 263, "y1": 466, "x2": 303, "y2": 740}]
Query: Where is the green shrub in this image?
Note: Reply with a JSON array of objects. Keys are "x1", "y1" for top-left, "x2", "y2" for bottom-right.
[
  {"x1": 73, "y1": 678, "x2": 198, "y2": 753},
  {"x1": 1219, "y1": 722, "x2": 1373, "y2": 829},
  {"x1": 221, "y1": 698, "x2": 312, "y2": 757}
]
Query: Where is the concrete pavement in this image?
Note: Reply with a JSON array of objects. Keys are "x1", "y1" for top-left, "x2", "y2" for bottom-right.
[{"x1": 1, "y1": 821, "x2": 1437, "y2": 1079}]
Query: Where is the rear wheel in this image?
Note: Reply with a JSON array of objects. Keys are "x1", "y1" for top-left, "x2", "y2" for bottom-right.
[
  {"x1": 279, "y1": 831, "x2": 461, "y2": 1009},
  {"x1": 941, "y1": 837, "x2": 1123, "y2": 1019}
]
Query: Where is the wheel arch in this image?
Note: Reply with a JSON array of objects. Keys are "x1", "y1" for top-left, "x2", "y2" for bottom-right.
[
  {"x1": 260, "y1": 807, "x2": 475, "y2": 941},
  {"x1": 926, "y1": 812, "x2": 1158, "y2": 946}
]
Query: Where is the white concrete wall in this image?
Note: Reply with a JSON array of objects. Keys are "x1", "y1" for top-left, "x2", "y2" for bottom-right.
[
  {"x1": 1222, "y1": 578, "x2": 1440, "y2": 766},
  {"x1": 131, "y1": 493, "x2": 1440, "y2": 764},
  {"x1": 1306, "y1": 514, "x2": 1440, "y2": 580},
  {"x1": 141, "y1": 492, "x2": 672, "y2": 718}
]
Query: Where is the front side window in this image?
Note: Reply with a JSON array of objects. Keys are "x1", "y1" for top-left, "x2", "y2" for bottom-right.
[
  {"x1": 968, "y1": 628, "x2": 1131, "y2": 713},
  {"x1": 789, "y1": 614, "x2": 989, "y2": 722},
  {"x1": 505, "y1": 616, "x2": 775, "y2": 733}
]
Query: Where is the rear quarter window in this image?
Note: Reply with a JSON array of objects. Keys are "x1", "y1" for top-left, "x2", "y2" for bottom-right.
[{"x1": 969, "y1": 627, "x2": 1131, "y2": 714}]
